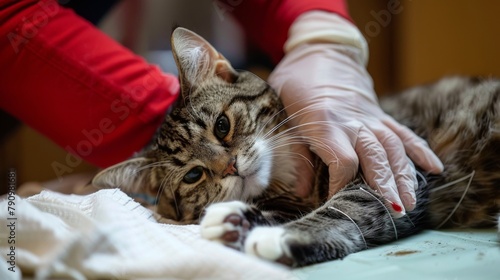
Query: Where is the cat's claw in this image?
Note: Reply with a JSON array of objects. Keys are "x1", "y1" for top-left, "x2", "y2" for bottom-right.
[
  {"x1": 245, "y1": 227, "x2": 294, "y2": 266},
  {"x1": 200, "y1": 201, "x2": 251, "y2": 250}
]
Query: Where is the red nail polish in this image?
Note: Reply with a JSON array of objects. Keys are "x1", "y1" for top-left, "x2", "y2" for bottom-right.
[{"x1": 390, "y1": 201, "x2": 403, "y2": 212}]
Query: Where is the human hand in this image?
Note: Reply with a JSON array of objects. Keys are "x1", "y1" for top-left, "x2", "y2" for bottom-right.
[{"x1": 268, "y1": 12, "x2": 443, "y2": 217}]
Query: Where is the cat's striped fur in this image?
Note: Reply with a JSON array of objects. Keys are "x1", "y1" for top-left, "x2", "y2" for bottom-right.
[{"x1": 93, "y1": 28, "x2": 499, "y2": 267}]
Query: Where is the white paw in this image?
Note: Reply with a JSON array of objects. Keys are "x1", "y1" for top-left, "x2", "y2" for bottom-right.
[
  {"x1": 244, "y1": 227, "x2": 294, "y2": 265},
  {"x1": 200, "y1": 201, "x2": 250, "y2": 249}
]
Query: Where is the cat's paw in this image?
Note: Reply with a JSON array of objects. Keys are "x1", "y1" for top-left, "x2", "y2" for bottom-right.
[
  {"x1": 244, "y1": 227, "x2": 295, "y2": 266},
  {"x1": 200, "y1": 201, "x2": 251, "y2": 250}
]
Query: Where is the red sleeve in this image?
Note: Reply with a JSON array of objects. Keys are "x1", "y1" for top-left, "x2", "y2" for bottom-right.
[
  {"x1": 231, "y1": 0, "x2": 351, "y2": 64},
  {"x1": 0, "y1": 0, "x2": 179, "y2": 169}
]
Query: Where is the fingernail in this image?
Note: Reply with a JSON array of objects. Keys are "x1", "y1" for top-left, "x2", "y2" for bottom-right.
[
  {"x1": 386, "y1": 200, "x2": 406, "y2": 218},
  {"x1": 390, "y1": 201, "x2": 403, "y2": 212}
]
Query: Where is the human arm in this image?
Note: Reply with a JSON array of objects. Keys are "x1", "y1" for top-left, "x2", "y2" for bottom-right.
[{"x1": 0, "y1": 0, "x2": 179, "y2": 169}]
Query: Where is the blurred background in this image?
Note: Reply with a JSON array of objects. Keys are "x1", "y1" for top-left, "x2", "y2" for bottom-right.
[{"x1": 2, "y1": 0, "x2": 500, "y2": 194}]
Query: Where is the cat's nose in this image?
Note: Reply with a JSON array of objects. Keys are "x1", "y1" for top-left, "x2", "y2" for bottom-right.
[{"x1": 223, "y1": 157, "x2": 238, "y2": 177}]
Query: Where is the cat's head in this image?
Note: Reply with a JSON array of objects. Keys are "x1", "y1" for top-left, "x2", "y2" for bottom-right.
[{"x1": 92, "y1": 28, "x2": 296, "y2": 223}]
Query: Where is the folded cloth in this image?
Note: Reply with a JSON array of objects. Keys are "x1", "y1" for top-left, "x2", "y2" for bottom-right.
[{"x1": 0, "y1": 189, "x2": 294, "y2": 279}]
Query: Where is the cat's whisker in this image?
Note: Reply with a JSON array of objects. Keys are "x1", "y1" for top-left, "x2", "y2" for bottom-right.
[
  {"x1": 358, "y1": 175, "x2": 417, "y2": 230},
  {"x1": 253, "y1": 103, "x2": 362, "y2": 162},
  {"x1": 254, "y1": 100, "x2": 328, "y2": 141},
  {"x1": 415, "y1": 171, "x2": 427, "y2": 190},
  {"x1": 328, "y1": 206, "x2": 368, "y2": 249},
  {"x1": 259, "y1": 103, "x2": 324, "y2": 140},
  {"x1": 265, "y1": 135, "x2": 311, "y2": 149},
  {"x1": 154, "y1": 172, "x2": 170, "y2": 205},
  {"x1": 359, "y1": 173, "x2": 369, "y2": 186},
  {"x1": 266, "y1": 137, "x2": 336, "y2": 165},
  {"x1": 359, "y1": 187, "x2": 398, "y2": 240},
  {"x1": 156, "y1": 172, "x2": 183, "y2": 221},
  {"x1": 135, "y1": 161, "x2": 170, "y2": 172},
  {"x1": 265, "y1": 139, "x2": 317, "y2": 167},
  {"x1": 252, "y1": 82, "x2": 325, "y2": 139},
  {"x1": 276, "y1": 105, "x2": 366, "y2": 138},
  {"x1": 404, "y1": 215, "x2": 416, "y2": 228},
  {"x1": 265, "y1": 120, "x2": 358, "y2": 150},
  {"x1": 101, "y1": 161, "x2": 170, "y2": 193},
  {"x1": 434, "y1": 170, "x2": 475, "y2": 229},
  {"x1": 266, "y1": 123, "x2": 339, "y2": 149},
  {"x1": 254, "y1": 100, "x2": 292, "y2": 139},
  {"x1": 358, "y1": 173, "x2": 391, "y2": 210},
  {"x1": 430, "y1": 170, "x2": 475, "y2": 193},
  {"x1": 272, "y1": 151, "x2": 314, "y2": 167},
  {"x1": 359, "y1": 173, "x2": 415, "y2": 231}
]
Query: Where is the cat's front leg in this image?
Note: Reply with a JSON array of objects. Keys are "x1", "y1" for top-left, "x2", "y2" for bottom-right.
[
  {"x1": 200, "y1": 202, "x2": 295, "y2": 265},
  {"x1": 244, "y1": 185, "x2": 426, "y2": 267},
  {"x1": 200, "y1": 201, "x2": 272, "y2": 250},
  {"x1": 200, "y1": 201, "x2": 364, "y2": 267}
]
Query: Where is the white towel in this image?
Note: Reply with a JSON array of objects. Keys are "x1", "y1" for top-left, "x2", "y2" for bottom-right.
[{"x1": 0, "y1": 189, "x2": 296, "y2": 279}]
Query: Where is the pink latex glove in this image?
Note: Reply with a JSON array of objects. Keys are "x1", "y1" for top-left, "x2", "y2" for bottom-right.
[{"x1": 269, "y1": 11, "x2": 443, "y2": 217}]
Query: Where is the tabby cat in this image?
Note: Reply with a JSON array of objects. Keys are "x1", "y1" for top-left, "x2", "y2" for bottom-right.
[{"x1": 92, "y1": 27, "x2": 500, "y2": 267}]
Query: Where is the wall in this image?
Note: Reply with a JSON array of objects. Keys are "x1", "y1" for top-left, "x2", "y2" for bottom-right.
[{"x1": 348, "y1": 0, "x2": 500, "y2": 93}]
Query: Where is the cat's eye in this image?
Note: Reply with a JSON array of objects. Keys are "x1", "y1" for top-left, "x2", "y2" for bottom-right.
[
  {"x1": 214, "y1": 114, "x2": 230, "y2": 140},
  {"x1": 183, "y1": 166, "x2": 204, "y2": 184}
]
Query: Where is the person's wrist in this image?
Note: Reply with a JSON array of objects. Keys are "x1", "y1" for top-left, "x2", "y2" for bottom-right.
[
  {"x1": 277, "y1": 42, "x2": 377, "y2": 105},
  {"x1": 284, "y1": 10, "x2": 368, "y2": 65}
]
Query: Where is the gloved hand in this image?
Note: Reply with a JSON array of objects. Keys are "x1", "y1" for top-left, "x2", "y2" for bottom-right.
[{"x1": 269, "y1": 11, "x2": 443, "y2": 217}]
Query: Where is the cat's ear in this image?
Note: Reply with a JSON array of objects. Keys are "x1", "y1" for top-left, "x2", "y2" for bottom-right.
[
  {"x1": 171, "y1": 27, "x2": 238, "y2": 91},
  {"x1": 92, "y1": 157, "x2": 157, "y2": 195}
]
